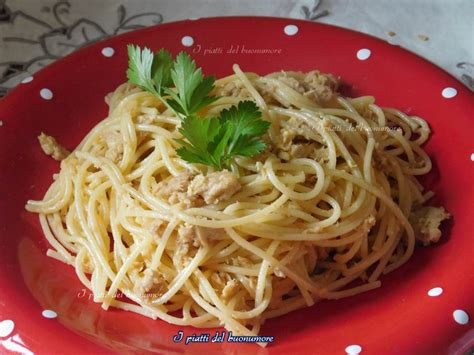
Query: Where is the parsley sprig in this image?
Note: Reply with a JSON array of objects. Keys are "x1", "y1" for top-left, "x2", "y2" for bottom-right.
[
  {"x1": 126, "y1": 45, "x2": 270, "y2": 169},
  {"x1": 176, "y1": 101, "x2": 270, "y2": 169}
]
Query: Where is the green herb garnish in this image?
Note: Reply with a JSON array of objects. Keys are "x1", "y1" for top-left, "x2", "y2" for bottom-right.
[
  {"x1": 165, "y1": 52, "x2": 217, "y2": 116},
  {"x1": 126, "y1": 45, "x2": 270, "y2": 169},
  {"x1": 127, "y1": 46, "x2": 168, "y2": 96},
  {"x1": 176, "y1": 101, "x2": 270, "y2": 169}
]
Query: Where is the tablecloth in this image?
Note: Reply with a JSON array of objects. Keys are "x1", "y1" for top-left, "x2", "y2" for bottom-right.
[{"x1": 0, "y1": 0, "x2": 472, "y2": 96}]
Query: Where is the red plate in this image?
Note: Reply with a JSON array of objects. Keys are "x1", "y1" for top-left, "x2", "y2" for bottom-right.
[{"x1": 0, "y1": 17, "x2": 473, "y2": 355}]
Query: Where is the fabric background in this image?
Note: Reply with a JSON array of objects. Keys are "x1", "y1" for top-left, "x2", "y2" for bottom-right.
[{"x1": 0, "y1": 0, "x2": 472, "y2": 96}]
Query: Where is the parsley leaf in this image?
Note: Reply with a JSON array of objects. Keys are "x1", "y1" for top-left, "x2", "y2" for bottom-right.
[
  {"x1": 176, "y1": 115, "x2": 222, "y2": 168},
  {"x1": 126, "y1": 45, "x2": 269, "y2": 169},
  {"x1": 127, "y1": 45, "x2": 158, "y2": 95},
  {"x1": 220, "y1": 101, "x2": 270, "y2": 156},
  {"x1": 165, "y1": 52, "x2": 217, "y2": 116},
  {"x1": 127, "y1": 45, "x2": 174, "y2": 98},
  {"x1": 151, "y1": 48, "x2": 173, "y2": 94},
  {"x1": 176, "y1": 101, "x2": 270, "y2": 169}
]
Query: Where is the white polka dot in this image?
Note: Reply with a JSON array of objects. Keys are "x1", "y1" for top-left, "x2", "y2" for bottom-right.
[
  {"x1": 471, "y1": 153, "x2": 474, "y2": 161},
  {"x1": 0, "y1": 319, "x2": 15, "y2": 338},
  {"x1": 101, "y1": 47, "x2": 115, "y2": 57},
  {"x1": 427, "y1": 287, "x2": 443, "y2": 297},
  {"x1": 0, "y1": 120, "x2": 3, "y2": 127},
  {"x1": 356, "y1": 49, "x2": 371, "y2": 60},
  {"x1": 284, "y1": 24, "x2": 299, "y2": 36},
  {"x1": 40, "y1": 88, "x2": 53, "y2": 100},
  {"x1": 345, "y1": 344, "x2": 362, "y2": 354},
  {"x1": 441, "y1": 87, "x2": 457, "y2": 98},
  {"x1": 21, "y1": 76, "x2": 34, "y2": 84},
  {"x1": 453, "y1": 310, "x2": 469, "y2": 325},
  {"x1": 42, "y1": 310, "x2": 57, "y2": 319},
  {"x1": 181, "y1": 36, "x2": 194, "y2": 47}
]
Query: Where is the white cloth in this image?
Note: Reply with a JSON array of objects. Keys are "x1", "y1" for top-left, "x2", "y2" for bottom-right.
[{"x1": 0, "y1": 0, "x2": 472, "y2": 96}]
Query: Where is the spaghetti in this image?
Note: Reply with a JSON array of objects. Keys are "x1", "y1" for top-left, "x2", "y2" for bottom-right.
[{"x1": 26, "y1": 65, "x2": 449, "y2": 344}]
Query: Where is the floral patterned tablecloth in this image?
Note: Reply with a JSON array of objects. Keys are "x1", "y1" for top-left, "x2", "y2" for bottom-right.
[{"x1": 0, "y1": 0, "x2": 473, "y2": 96}]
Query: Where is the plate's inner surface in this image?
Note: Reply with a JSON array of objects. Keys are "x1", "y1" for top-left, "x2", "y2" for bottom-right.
[{"x1": 0, "y1": 18, "x2": 472, "y2": 355}]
